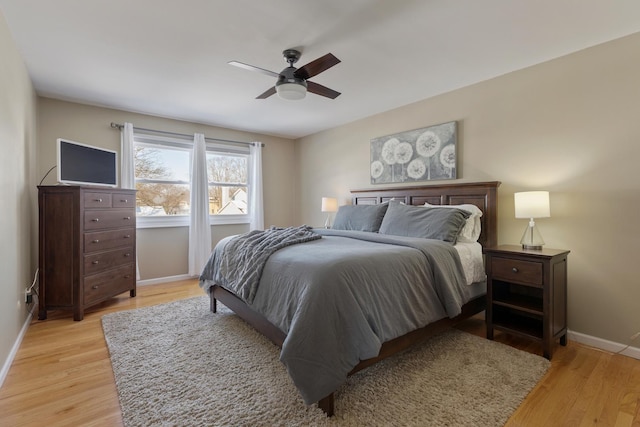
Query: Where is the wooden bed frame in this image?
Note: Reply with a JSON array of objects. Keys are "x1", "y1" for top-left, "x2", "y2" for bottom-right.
[{"x1": 209, "y1": 181, "x2": 501, "y2": 416}]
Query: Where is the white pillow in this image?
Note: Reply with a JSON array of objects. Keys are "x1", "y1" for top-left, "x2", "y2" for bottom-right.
[{"x1": 423, "y1": 203, "x2": 482, "y2": 243}]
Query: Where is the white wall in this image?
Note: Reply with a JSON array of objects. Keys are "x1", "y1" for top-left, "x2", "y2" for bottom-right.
[
  {"x1": 0, "y1": 10, "x2": 38, "y2": 382},
  {"x1": 296, "y1": 32, "x2": 640, "y2": 346}
]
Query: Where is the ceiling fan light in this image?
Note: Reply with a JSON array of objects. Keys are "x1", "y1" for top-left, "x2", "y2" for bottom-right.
[{"x1": 276, "y1": 82, "x2": 307, "y2": 100}]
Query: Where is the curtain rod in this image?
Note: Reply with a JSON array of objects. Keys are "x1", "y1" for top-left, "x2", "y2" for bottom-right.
[{"x1": 110, "y1": 122, "x2": 263, "y2": 147}]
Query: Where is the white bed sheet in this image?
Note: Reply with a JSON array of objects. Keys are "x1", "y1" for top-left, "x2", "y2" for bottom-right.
[{"x1": 454, "y1": 241, "x2": 486, "y2": 285}]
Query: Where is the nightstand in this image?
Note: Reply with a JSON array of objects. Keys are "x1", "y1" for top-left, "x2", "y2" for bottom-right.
[{"x1": 485, "y1": 245, "x2": 570, "y2": 359}]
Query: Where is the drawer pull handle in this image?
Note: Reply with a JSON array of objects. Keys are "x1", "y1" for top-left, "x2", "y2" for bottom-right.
[
  {"x1": 124, "y1": 275, "x2": 131, "y2": 279},
  {"x1": 92, "y1": 239, "x2": 100, "y2": 243},
  {"x1": 91, "y1": 218, "x2": 100, "y2": 222},
  {"x1": 512, "y1": 267, "x2": 518, "y2": 273},
  {"x1": 94, "y1": 198, "x2": 103, "y2": 202},
  {"x1": 92, "y1": 261, "x2": 99, "y2": 265},
  {"x1": 124, "y1": 216, "x2": 131, "y2": 220},
  {"x1": 124, "y1": 235, "x2": 131, "y2": 238},
  {"x1": 92, "y1": 285, "x2": 99, "y2": 289},
  {"x1": 121, "y1": 199, "x2": 128, "y2": 203},
  {"x1": 125, "y1": 253, "x2": 131, "y2": 257}
]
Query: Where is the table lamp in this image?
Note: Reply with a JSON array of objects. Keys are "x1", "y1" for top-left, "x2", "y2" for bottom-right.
[
  {"x1": 321, "y1": 197, "x2": 338, "y2": 228},
  {"x1": 514, "y1": 191, "x2": 550, "y2": 250}
]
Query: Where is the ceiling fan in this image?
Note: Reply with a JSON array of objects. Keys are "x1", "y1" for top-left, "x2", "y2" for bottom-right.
[{"x1": 228, "y1": 49, "x2": 341, "y2": 100}]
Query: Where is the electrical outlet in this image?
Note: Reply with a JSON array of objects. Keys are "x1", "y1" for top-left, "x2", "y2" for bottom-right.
[
  {"x1": 24, "y1": 288, "x2": 33, "y2": 304},
  {"x1": 631, "y1": 331, "x2": 640, "y2": 341}
]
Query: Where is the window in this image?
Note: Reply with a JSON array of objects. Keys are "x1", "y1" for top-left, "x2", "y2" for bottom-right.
[
  {"x1": 133, "y1": 133, "x2": 250, "y2": 228},
  {"x1": 206, "y1": 153, "x2": 248, "y2": 216}
]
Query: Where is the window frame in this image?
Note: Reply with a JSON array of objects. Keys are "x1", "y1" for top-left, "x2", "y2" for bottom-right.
[{"x1": 133, "y1": 133, "x2": 251, "y2": 229}]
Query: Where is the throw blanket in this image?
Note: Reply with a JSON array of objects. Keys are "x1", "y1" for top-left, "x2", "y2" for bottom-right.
[{"x1": 200, "y1": 225, "x2": 321, "y2": 304}]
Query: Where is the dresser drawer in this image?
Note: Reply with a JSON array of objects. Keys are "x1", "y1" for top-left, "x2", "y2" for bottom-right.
[
  {"x1": 84, "y1": 264, "x2": 135, "y2": 305},
  {"x1": 84, "y1": 228, "x2": 135, "y2": 253},
  {"x1": 491, "y1": 257, "x2": 543, "y2": 287},
  {"x1": 112, "y1": 193, "x2": 136, "y2": 208},
  {"x1": 84, "y1": 247, "x2": 135, "y2": 275},
  {"x1": 84, "y1": 209, "x2": 135, "y2": 230},
  {"x1": 84, "y1": 192, "x2": 112, "y2": 208}
]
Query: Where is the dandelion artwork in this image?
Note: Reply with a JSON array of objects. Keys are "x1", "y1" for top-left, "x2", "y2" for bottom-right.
[{"x1": 370, "y1": 121, "x2": 457, "y2": 184}]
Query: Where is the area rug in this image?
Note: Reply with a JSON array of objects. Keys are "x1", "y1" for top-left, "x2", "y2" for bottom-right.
[{"x1": 102, "y1": 296, "x2": 549, "y2": 427}]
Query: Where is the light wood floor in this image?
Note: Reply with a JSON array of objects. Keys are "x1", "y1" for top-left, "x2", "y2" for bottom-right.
[{"x1": 1, "y1": 280, "x2": 638, "y2": 426}]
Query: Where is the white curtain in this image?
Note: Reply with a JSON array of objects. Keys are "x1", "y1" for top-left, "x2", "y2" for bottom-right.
[
  {"x1": 249, "y1": 142, "x2": 264, "y2": 230},
  {"x1": 188, "y1": 133, "x2": 212, "y2": 276},
  {"x1": 120, "y1": 122, "x2": 140, "y2": 280},
  {"x1": 121, "y1": 123, "x2": 135, "y2": 189}
]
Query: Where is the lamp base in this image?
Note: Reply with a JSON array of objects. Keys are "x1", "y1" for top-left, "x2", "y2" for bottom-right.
[
  {"x1": 324, "y1": 214, "x2": 332, "y2": 229},
  {"x1": 520, "y1": 220, "x2": 545, "y2": 250},
  {"x1": 521, "y1": 243, "x2": 543, "y2": 250}
]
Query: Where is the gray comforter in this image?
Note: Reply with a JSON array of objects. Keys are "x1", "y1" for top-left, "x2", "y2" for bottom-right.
[
  {"x1": 200, "y1": 225, "x2": 321, "y2": 304},
  {"x1": 200, "y1": 228, "x2": 471, "y2": 405}
]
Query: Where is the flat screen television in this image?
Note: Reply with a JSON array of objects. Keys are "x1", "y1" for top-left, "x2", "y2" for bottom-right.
[{"x1": 57, "y1": 138, "x2": 118, "y2": 187}]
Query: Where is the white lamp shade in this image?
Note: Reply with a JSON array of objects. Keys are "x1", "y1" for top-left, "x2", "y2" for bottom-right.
[
  {"x1": 276, "y1": 82, "x2": 306, "y2": 100},
  {"x1": 321, "y1": 197, "x2": 338, "y2": 213},
  {"x1": 514, "y1": 191, "x2": 550, "y2": 219}
]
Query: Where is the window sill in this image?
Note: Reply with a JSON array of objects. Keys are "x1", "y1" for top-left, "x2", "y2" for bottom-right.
[{"x1": 136, "y1": 215, "x2": 250, "y2": 229}]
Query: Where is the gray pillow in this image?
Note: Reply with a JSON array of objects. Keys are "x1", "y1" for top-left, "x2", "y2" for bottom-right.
[
  {"x1": 378, "y1": 201, "x2": 470, "y2": 243},
  {"x1": 332, "y1": 203, "x2": 389, "y2": 232}
]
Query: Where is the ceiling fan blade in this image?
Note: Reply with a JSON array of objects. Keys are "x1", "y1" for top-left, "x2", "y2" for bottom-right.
[
  {"x1": 306, "y1": 81, "x2": 341, "y2": 99},
  {"x1": 295, "y1": 53, "x2": 340, "y2": 80},
  {"x1": 228, "y1": 61, "x2": 280, "y2": 78},
  {"x1": 256, "y1": 86, "x2": 277, "y2": 99}
]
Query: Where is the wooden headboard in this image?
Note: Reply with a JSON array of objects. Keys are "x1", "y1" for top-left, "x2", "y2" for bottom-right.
[{"x1": 351, "y1": 181, "x2": 501, "y2": 248}]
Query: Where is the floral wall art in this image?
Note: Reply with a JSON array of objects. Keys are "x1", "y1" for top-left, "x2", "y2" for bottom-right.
[{"x1": 370, "y1": 121, "x2": 457, "y2": 184}]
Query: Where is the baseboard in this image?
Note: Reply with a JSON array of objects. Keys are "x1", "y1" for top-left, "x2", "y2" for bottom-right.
[
  {"x1": 568, "y1": 330, "x2": 640, "y2": 360},
  {"x1": 136, "y1": 273, "x2": 196, "y2": 287},
  {"x1": 0, "y1": 303, "x2": 36, "y2": 389}
]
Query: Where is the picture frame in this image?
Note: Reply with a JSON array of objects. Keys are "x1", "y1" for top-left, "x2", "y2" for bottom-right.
[{"x1": 370, "y1": 121, "x2": 457, "y2": 184}]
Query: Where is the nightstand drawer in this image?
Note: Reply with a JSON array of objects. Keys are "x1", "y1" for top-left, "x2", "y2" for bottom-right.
[{"x1": 491, "y1": 257, "x2": 542, "y2": 287}]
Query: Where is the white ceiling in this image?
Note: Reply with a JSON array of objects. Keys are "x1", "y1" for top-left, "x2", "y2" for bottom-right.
[{"x1": 2, "y1": 0, "x2": 640, "y2": 139}]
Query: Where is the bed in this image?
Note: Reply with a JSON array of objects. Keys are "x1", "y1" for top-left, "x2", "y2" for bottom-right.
[{"x1": 200, "y1": 181, "x2": 500, "y2": 416}]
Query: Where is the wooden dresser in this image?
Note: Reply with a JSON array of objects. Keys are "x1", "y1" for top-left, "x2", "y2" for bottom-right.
[{"x1": 38, "y1": 186, "x2": 137, "y2": 321}]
